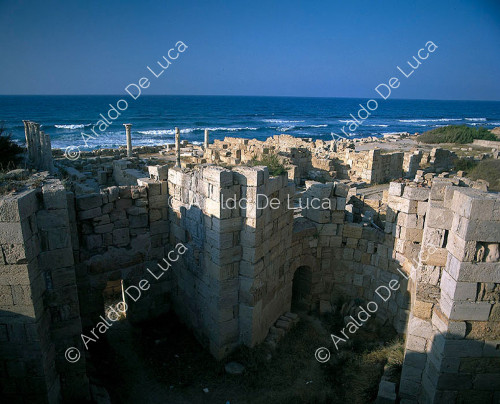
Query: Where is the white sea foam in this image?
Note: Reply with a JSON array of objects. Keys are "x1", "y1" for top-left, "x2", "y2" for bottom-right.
[
  {"x1": 262, "y1": 119, "x2": 305, "y2": 124},
  {"x1": 465, "y1": 118, "x2": 487, "y2": 121},
  {"x1": 399, "y1": 118, "x2": 462, "y2": 123},
  {"x1": 138, "y1": 127, "x2": 257, "y2": 135},
  {"x1": 138, "y1": 129, "x2": 193, "y2": 135},
  {"x1": 55, "y1": 124, "x2": 90, "y2": 129},
  {"x1": 200, "y1": 126, "x2": 258, "y2": 132},
  {"x1": 275, "y1": 124, "x2": 327, "y2": 131},
  {"x1": 368, "y1": 124, "x2": 389, "y2": 127}
]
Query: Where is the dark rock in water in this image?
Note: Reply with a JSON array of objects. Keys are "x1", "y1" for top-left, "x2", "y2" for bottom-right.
[{"x1": 225, "y1": 361, "x2": 245, "y2": 375}]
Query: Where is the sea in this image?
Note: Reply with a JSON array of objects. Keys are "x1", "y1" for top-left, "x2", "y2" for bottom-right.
[{"x1": 1, "y1": 95, "x2": 499, "y2": 151}]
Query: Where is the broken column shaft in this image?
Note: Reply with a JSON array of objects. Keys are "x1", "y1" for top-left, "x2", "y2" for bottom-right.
[
  {"x1": 175, "y1": 127, "x2": 181, "y2": 167},
  {"x1": 204, "y1": 129, "x2": 209, "y2": 150},
  {"x1": 124, "y1": 124, "x2": 132, "y2": 157}
]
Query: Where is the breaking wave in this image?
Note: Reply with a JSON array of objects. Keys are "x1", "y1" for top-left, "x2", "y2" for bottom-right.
[
  {"x1": 55, "y1": 124, "x2": 91, "y2": 129},
  {"x1": 399, "y1": 118, "x2": 462, "y2": 123}
]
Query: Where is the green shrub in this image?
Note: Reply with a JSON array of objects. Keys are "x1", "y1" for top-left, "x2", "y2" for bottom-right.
[
  {"x1": 250, "y1": 153, "x2": 287, "y2": 176},
  {"x1": 468, "y1": 159, "x2": 500, "y2": 191},
  {"x1": 0, "y1": 127, "x2": 24, "y2": 170},
  {"x1": 454, "y1": 158, "x2": 478, "y2": 172},
  {"x1": 417, "y1": 125, "x2": 496, "y2": 144}
]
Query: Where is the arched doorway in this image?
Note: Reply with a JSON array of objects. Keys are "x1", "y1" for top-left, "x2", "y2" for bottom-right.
[{"x1": 291, "y1": 266, "x2": 312, "y2": 311}]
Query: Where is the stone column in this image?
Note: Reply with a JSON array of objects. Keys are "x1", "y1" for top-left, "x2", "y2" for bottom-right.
[
  {"x1": 22, "y1": 120, "x2": 33, "y2": 161},
  {"x1": 204, "y1": 129, "x2": 209, "y2": 150},
  {"x1": 175, "y1": 127, "x2": 181, "y2": 167},
  {"x1": 124, "y1": 124, "x2": 132, "y2": 157}
]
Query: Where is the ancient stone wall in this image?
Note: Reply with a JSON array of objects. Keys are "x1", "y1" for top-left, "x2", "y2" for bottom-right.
[
  {"x1": 74, "y1": 177, "x2": 173, "y2": 329},
  {"x1": 166, "y1": 164, "x2": 294, "y2": 358},
  {"x1": 398, "y1": 184, "x2": 500, "y2": 403},
  {"x1": 0, "y1": 180, "x2": 88, "y2": 403},
  {"x1": 1, "y1": 154, "x2": 499, "y2": 403},
  {"x1": 23, "y1": 121, "x2": 54, "y2": 173}
]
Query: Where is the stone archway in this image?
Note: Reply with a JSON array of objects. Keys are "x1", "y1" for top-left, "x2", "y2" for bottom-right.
[
  {"x1": 291, "y1": 265, "x2": 313, "y2": 311},
  {"x1": 288, "y1": 254, "x2": 319, "y2": 312}
]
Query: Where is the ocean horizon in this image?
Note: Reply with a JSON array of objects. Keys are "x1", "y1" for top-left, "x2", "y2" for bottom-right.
[{"x1": 1, "y1": 95, "x2": 500, "y2": 151}]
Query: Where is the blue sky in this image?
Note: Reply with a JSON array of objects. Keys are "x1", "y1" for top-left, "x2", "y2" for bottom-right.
[{"x1": 0, "y1": 0, "x2": 499, "y2": 100}]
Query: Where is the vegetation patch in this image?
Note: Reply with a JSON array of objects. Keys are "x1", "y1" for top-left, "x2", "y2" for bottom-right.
[
  {"x1": 453, "y1": 157, "x2": 478, "y2": 172},
  {"x1": 251, "y1": 153, "x2": 287, "y2": 176},
  {"x1": 468, "y1": 159, "x2": 500, "y2": 191},
  {"x1": 0, "y1": 126, "x2": 24, "y2": 170},
  {"x1": 417, "y1": 125, "x2": 496, "y2": 144}
]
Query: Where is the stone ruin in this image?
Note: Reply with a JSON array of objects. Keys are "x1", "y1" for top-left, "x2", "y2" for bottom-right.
[
  {"x1": 190, "y1": 134, "x2": 458, "y2": 185},
  {"x1": 0, "y1": 125, "x2": 499, "y2": 403},
  {"x1": 22, "y1": 121, "x2": 54, "y2": 173}
]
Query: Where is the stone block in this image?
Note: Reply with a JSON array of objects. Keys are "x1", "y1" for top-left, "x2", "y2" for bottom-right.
[
  {"x1": 389, "y1": 182, "x2": 404, "y2": 196},
  {"x1": 113, "y1": 228, "x2": 130, "y2": 246},
  {"x1": 446, "y1": 233, "x2": 476, "y2": 262},
  {"x1": 426, "y1": 203, "x2": 453, "y2": 229},
  {"x1": 452, "y1": 215, "x2": 500, "y2": 243},
  {"x1": 0, "y1": 189, "x2": 38, "y2": 222},
  {"x1": 343, "y1": 223, "x2": 363, "y2": 238},
  {"x1": 202, "y1": 165, "x2": 234, "y2": 187},
  {"x1": 76, "y1": 194, "x2": 102, "y2": 211},
  {"x1": 334, "y1": 182, "x2": 349, "y2": 197},
  {"x1": 441, "y1": 339, "x2": 484, "y2": 358},
  {"x1": 148, "y1": 164, "x2": 169, "y2": 181},
  {"x1": 38, "y1": 247, "x2": 74, "y2": 270},
  {"x1": 388, "y1": 195, "x2": 418, "y2": 214},
  {"x1": 36, "y1": 209, "x2": 68, "y2": 230},
  {"x1": 42, "y1": 182, "x2": 67, "y2": 210},
  {"x1": 377, "y1": 380, "x2": 397, "y2": 403},
  {"x1": 307, "y1": 183, "x2": 334, "y2": 199},
  {"x1": 440, "y1": 292, "x2": 491, "y2": 321},
  {"x1": 408, "y1": 317, "x2": 433, "y2": 339},
  {"x1": 446, "y1": 255, "x2": 500, "y2": 283},
  {"x1": 94, "y1": 223, "x2": 114, "y2": 234},
  {"x1": 403, "y1": 186, "x2": 430, "y2": 201},
  {"x1": 78, "y1": 207, "x2": 102, "y2": 220},
  {"x1": 451, "y1": 188, "x2": 496, "y2": 220},
  {"x1": 417, "y1": 201, "x2": 428, "y2": 216},
  {"x1": 441, "y1": 270, "x2": 477, "y2": 301},
  {"x1": 129, "y1": 214, "x2": 148, "y2": 228}
]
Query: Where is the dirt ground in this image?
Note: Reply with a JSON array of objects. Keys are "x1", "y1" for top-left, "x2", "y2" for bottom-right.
[{"x1": 88, "y1": 307, "x2": 403, "y2": 404}]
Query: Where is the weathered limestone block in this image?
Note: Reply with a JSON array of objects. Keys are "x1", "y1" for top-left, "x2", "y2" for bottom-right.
[
  {"x1": 201, "y1": 165, "x2": 234, "y2": 187},
  {"x1": 403, "y1": 186, "x2": 430, "y2": 201},
  {"x1": 450, "y1": 188, "x2": 497, "y2": 220},
  {"x1": 389, "y1": 182, "x2": 405, "y2": 196},
  {"x1": 446, "y1": 255, "x2": 500, "y2": 283},
  {"x1": 0, "y1": 189, "x2": 38, "y2": 222},
  {"x1": 397, "y1": 213, "x2": 423, "y2": 229},
  {"x1": 451, "y1": 215, "x2": 500, "y2": 242},
  {"x1": 440, "y1": 292, "x2": 491, "y2": 321},
  {"x1": 76, "y1": 194, "x2": 102, "y2": 211},
  {"x1": 42, "y1": 182, "x2": 67, "y2": 210},
  {"x1": 441, "y1": 271, "x2": 478, "y2": 301},
  {"x1": 388, "y1": 195, "x2": 418, "y2": 214},
  {"x1": 425, "y1": 202, "x2": 453, "y2": 229},
  {"x1": 148, "y1": 164, "x2": 169, "y2": 181},
  {"x1": 446, "y1": 233, "x2": 477, "y2": 262}
]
